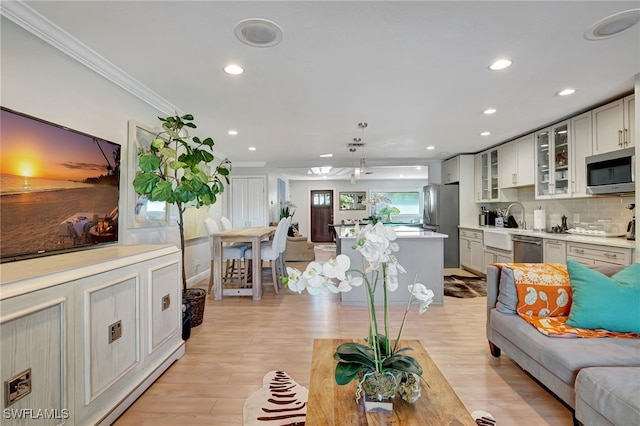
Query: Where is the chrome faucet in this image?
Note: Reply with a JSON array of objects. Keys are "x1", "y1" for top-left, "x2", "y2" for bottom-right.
[{"x1": 506, "y1": 202, "x2": 526, "y2": 230}]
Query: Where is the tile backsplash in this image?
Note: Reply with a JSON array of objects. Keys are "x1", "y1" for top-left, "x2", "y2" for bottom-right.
[{"x1": 484, "y1": 187, "x2": 635, "y2": 234}]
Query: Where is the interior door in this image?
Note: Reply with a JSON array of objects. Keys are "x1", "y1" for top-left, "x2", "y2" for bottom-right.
[
  {"x1": 231, "y1": 177, "x2": 266, "y2": 227},
  {"x1": 310, "y1": 190, "x2": 333, "y2": 242}
]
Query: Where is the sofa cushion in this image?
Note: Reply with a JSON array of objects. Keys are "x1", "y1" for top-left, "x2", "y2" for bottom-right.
[
  {"x1": 496, "y1": 265, "x2": 518, "y2": 314},
  {"x1": 567, "y1": 261, "x2": 640, "y2": 334},
  {"x1": 490, "y1": 309, "x2": 640, "y2": 385},
  {"x1": 576, "y1": 367, "x2": 640, "y2": 426},
  {"x1": 510, "y1": 263, "x2": 571, "y2": 317}
]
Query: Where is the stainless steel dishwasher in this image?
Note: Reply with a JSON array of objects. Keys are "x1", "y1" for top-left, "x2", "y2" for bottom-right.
[{"x1": 512, "y1": 235, "x2": 543, "y2": 262}]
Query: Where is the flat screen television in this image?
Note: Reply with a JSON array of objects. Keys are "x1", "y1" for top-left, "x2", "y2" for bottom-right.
[{"x1": 1, "y1": 107, "x2": 121, "y2": 262}]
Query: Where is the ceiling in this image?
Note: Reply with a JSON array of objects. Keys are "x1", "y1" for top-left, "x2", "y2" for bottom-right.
[{"x1": 11, "y1": 1, "x2": 640, "y2": 180}]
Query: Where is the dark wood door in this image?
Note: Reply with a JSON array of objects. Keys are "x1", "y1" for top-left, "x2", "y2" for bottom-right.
[{"x1": 310, "y1": 190, "x2": 334, "y2": 242}]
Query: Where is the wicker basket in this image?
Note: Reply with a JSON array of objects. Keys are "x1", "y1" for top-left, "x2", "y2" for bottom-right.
[{"x1": 183, "y1": 288, "x2": 207, "y2": 327}]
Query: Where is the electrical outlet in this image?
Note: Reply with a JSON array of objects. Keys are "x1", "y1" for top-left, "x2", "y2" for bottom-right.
[{"x1": 573, "y1": 213, "x2": 580, "y2": 224}]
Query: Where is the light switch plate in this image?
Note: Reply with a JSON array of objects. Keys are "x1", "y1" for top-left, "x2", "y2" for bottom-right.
[
  {"x1": 109, "y1": 320, "x2": 122, "y2": 344},
  {"x1": 162, "y1": 294, "x2": 170, "y2": 311}
]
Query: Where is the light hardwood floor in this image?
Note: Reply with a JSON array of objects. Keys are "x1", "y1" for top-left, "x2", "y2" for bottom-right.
[{"x1": 114, "y1": 267, "x2": 574, "y2": 425}]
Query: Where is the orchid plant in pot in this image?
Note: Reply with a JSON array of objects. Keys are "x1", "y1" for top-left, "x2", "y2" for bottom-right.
[{"x1": 282, "y1": 222, "x2": 434, "y2": 411}]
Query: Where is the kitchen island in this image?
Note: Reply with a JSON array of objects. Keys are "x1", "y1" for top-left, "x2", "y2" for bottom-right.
[{"x1": 336, "y1": 226, "x2": 448, "y2": 306}]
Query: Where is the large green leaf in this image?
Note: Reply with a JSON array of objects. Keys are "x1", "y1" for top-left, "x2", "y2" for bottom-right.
[
  {"x1": 335, "y1": 362, "x2": 362, "y2": 385},
  {"x1": 201, "y1": 137, "x2": 214, "y2": 147},
  {"x1": 159, "y1": 146, "x2": 177, "y2": 159},
  {"x1": 138, "y1": 154, "x2": 161, "y2": 172},
  {"x1": 382, "y1": 354, "x2": 422, "y2": 376},
  {"x1": 333, "y1": 342, "x2": 376, "y2": 370},
  {"x1": 151, "y1": 180, "x2": 174, "y2": 201},
  {"x1": 151, "y1": 138, "x2": 165, "y2": 149},
  {"x1": 132, "y1": 172, "x2": 160, "y2": 194}
]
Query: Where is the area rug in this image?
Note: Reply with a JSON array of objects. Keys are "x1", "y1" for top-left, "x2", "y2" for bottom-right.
[
  {"x1": 243, "y1": 370, "x2": 308, "y2": 426},
  {"x1": 444, "y1": 274, "x2": 487, "y2": 298}
]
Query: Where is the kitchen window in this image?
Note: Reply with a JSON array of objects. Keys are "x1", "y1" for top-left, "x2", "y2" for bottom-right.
[{"x1": 370, "y1": 191, "x2": 420, "y2": 215}]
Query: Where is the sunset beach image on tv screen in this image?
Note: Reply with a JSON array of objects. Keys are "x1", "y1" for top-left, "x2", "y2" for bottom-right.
[{"x1": 1, "y1": 108, "x2": 121, "y2": 261}]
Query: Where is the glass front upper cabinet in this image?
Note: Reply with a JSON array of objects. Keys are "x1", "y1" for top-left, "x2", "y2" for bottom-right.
[
  {"x1": 476, "y1": 148, "x2": 500, "y2": 202},
  {"x1": 535, "y1": 120, "x2": 571, "y2": 199}
]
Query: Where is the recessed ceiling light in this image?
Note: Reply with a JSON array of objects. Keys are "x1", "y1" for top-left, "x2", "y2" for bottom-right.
[
  {"x1": 319, "y1": 153, "x2": 333, "y2": 158},
  {"x1": 585, "y1": 9, "x2": 640, "y2": 40},
  {"x1": 557, "y1": 88, "x2": 576, "y2": 96},
  {"x1": 426, "y1": 146, "x2": 436, "y2": 150},
  {"x1": 235, "y1": 18, "x2": 284, "y2": 48},
  {"x1": 248, "y1": 146, "x2": 256, "y2": 151},
  {"x1": 223, "y1": 64, "x2": 244, "y2": 75},
  {"x1": 489, "y1": 59, "x2": 512, "y2": 71},
  {"x1": 480, "y1": 131, "x2": 491, "y2": 136},
  {"x1": 483, "y1": 108, "x2": 497, "y2": 115},
  {"x1": 228, "y1": 130, "x2": 238, "y2": 135}
]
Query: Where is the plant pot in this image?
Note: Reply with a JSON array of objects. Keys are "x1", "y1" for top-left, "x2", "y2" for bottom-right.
[
  {"x1": 360, "y1": 371, "x2": 399, "y2": 413},
  {"x1": 183, "y1": 288, "x2": 207, "y2": 328}
]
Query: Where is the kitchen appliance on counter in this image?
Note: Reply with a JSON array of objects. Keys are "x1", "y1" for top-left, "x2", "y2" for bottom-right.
[
  {"x1": 627, "y1": 203, "x2": 636, "y2": 241},
  {"x1": 479, "y1": 207, "x2": 488, "y2": 226},
  {"x1": 585, "y1": 147, "x2": 635, "y2": 195},
  {"x1": 423, "y1": 184, "x2": 459, "y2": 267},
  {"x1": 480, "y1": 210, "x2": 498, "y2": 226}
]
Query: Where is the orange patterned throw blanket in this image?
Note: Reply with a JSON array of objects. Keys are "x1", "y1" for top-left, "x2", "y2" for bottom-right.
[{"x1": 505, "y1": 263, "x2": 639, "y2": 339}]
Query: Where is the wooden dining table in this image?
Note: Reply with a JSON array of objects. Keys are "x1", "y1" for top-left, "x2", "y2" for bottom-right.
[{"x1": 211, "y1": 226, "x2": 276, "y2": 301}]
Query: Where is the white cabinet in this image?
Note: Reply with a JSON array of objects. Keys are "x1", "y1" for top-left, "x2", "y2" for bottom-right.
[
  {"x1": 592, "y1": 94, "x2": 635, "y2": 154},
  {"x1": 543, "y1": 239, "x2": 567, "y2": 264},
  {"x1": 231, "y1": 177, "x2": 267, "y2": 227},
  {"x1": 535, "y1": 120, "x2": 572, "y2": 199},
  {"x1": 500, "y1": 133, "x2": 534, "y2": 188},
  {"x1": 459, "y1": 228, "x2": 483, "y2": 273},
  {"x1": 442, "y1": 156, "x2": 460, "y2": 184},
  {"x1": 0, "y1": 245, "x2": 185, "y2": 426},
  {"x1": 570, "y1": 111, "x2": 593, "y2": 198},
  {"x1": 566, "y1": 242, "x2": 632, "y2": 266},
  {"x1": 475, "y1": 148, "x2": 500, "y2": 202},
  {"x1": 483, "y1": 247, "x2": 513, "y2": 273}
]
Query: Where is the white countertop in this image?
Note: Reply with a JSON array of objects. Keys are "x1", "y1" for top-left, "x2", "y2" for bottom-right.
[
  {"x1": 459, "y1": 224, "x2": 636, "y2": 249},
  {"x1": 336, "y1": 226, "x2": 448, "y2": 239}
]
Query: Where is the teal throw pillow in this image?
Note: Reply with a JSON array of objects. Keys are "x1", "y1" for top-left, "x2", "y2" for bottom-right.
[{"x1": 566, "y1": 260, "x2": 640, "y2": 334}]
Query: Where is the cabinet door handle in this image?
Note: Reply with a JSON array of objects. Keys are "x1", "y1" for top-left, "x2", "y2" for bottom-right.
[
  {"x1": 574, "y1": 248, "x2": 585, "y2": 254},
  {"x1": 624, "y1": 128, "x2": 628, "y2": 146},
  {"x1": 604, "y1": 253, "x2": 617, "y2": 258},
  {"x1": 618, "y1": 130, "x2": 623, "y2": 147}
]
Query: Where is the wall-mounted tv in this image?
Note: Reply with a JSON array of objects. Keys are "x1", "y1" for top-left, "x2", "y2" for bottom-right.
[{"x1": 1, "y1": 107, "x2": 121, "y2": 262}]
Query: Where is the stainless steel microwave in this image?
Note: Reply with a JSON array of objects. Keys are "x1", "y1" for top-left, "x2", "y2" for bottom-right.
[{"x1": 586, "y1": 147, "x2": 635, "y2": 194}]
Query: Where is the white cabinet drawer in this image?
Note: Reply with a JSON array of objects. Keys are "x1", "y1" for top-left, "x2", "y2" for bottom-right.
[
  {"x1": 459, "y1": 229, "x2": 482, "y2": 241},
  {"x1": 566, "y1": 242, "x2": 631, "y2": 266}
]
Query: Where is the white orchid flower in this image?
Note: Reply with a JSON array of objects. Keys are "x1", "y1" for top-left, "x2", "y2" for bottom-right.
[
  {"x1": 409, "y1": 283, "x2": 435, "y2": 314},
  {"x1": 285, "y1": 267, "x2": 306, "y2": 293},
  {"x1": 337, "y1": 274, "x2": 364, "y2": 292},
  {"x1": 323, "y1": 254, "x2": 350, "y2": 281}
]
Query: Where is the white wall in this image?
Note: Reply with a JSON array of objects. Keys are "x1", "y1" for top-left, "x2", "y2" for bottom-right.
[{"x1": 1, "y1": 18, "x2": 221, "y2": 287}]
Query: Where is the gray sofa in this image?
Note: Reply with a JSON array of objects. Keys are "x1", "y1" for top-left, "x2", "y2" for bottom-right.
[{"x1": 486, "y1": 264, "x2": 640, "y2": 425}]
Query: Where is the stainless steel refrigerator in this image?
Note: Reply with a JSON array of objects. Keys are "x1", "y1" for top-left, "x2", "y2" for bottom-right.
[{"x1": 423, "y1": 184, "x2": 459, "y2": 268}]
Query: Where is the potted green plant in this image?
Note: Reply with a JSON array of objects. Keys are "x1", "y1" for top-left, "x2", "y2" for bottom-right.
[
  {"x1": 379, "y1": 205, "x2": 400, "y2": 223},
  {"x1": 133, "y1": 114, "x2": 231, "y2": 335}
]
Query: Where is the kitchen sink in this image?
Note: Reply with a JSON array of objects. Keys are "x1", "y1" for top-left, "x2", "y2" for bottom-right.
[{"x1": 483, "y1": 229, "x2": 513, "y2": 251}]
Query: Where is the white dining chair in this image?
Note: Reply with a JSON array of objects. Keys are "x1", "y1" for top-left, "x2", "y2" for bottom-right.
[
  {"x1": 245, "y1": 217, "x2": 290, "y2": 295},
  {"x1": 218, "y1": 215, "x2": 249, "y2": 277},
  {"x1": 204, "y1": 217, "x2": 248, "y2": 294}
]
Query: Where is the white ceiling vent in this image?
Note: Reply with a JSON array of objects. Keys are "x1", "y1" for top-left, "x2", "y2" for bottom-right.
[{"x1": 234, "y1": 19, "x2": 283, "y2": 47}]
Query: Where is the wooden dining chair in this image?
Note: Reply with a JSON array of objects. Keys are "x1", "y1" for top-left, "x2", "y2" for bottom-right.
[
  {"x1": 245, "y1": 217, "x2": 290, "y2": 295},
  {"x1": 204, "y1": 217, "x2": 248, "y2": 293}
]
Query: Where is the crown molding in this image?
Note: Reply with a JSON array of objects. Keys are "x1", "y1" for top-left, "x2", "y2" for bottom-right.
[{"x1": 1, "y1": 1, "x2": 181, "y2": 116}]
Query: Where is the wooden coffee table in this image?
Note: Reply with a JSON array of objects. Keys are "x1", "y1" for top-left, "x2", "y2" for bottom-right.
[{"x1": 306, "y1": 339, "x2": 475, "y2": 425}]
